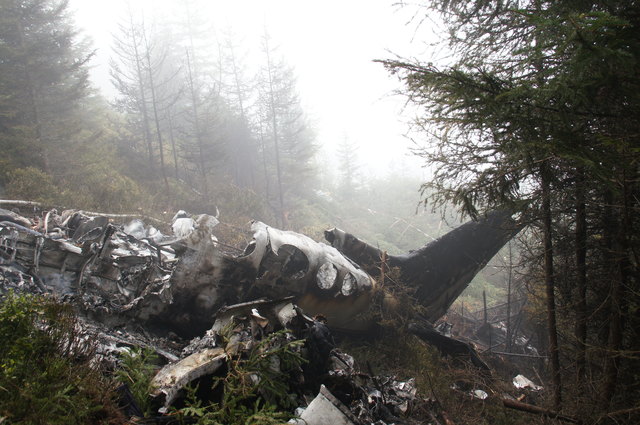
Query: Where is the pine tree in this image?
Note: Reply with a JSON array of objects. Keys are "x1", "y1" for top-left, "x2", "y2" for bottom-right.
[
  {"x1": 336, "y1": 135, "x2": 360, "y2": 199},
  {"x1": 218, "y1": 29, "x2": 258, "y2": 189},
  {"x1": 257, "y1": 31, "x2": 317, "y2": 227},
  {"x1": 0, "y1": 0, "x2": 92, "y2": 179}
]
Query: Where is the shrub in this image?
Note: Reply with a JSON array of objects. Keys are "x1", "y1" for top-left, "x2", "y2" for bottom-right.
[
  {"x1": 115, "y1": 347, "x2": 158, "y2": 417},
  {"x1": 0, "y1": 292, "x2": 123, "y2": 424},
  {"x1": 5, "y1": 167, "x2": 58, "y2": 205},
  {"x1": 175, "y1": 330, "x2": 306, "y2": 425}
]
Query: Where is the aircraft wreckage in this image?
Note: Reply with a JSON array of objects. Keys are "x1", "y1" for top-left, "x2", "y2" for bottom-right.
[
  {"x1": 0, "y1": 200, "x2": 524, "y2": 422},
  {"x1": 0, "y1": 200, "x2": 519, "y2": 336}
]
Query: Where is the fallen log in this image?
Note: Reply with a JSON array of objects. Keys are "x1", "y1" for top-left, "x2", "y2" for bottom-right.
[
  {"x1": 491, "y1": 351, "x2": 548, "y2": 359},
  {"x1": 502, "y1": 398, "x2": 583, "y2": 424}
]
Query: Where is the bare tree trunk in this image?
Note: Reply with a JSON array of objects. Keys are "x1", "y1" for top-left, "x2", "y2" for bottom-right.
[
  {"x1": 482, "y1": 290, "x2": 487, "y2": 324},
  {"x1": 167, "y1": 110, "x2": 179, "y2": 181},
  {"x1": 258, "y1": 121, "x2": 270, "y2": 204},
  {"x1": 601, "y1": 168, "x2": 632, "y2": 409},
  {"x1": 127, "y1": 6, "x2": 154, "y2": 173},
  {"x1": 574, "y1": 167, "x2": 587, "y2": 384},
  {"x1": 601, "y1": 251, "x2": 624, "y2": 409},
  {"x1": 506, "y1": 241, "x2": 513, "y2": 353},
  {"x1": 185, "y1": 50, "x2": 209, "y2": 199},
  {"x1": 541, "y1": 161, "x2": 562, "y2": 409},
  {"x1": 142, "y1": 30, "x2": 169, "y2": 190}
]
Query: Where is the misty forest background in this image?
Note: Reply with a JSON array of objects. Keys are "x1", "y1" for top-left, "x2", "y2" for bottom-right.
[{"x1": 1, "y1": 0, "x2": 639, "y2": 422}]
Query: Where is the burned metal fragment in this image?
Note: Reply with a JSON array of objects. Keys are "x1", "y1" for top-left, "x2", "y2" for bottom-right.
[
  {"x1": 151, "y1": 347, "x2": 227, "y2": 410},
  {"x1": 291, "y1": 385, "x2": 359, "y2": 425},
  {"x1": 326, "y1": 210, "x2": 522, "y2": 321}
]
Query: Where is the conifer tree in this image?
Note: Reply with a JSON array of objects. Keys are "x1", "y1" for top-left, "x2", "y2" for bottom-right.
[
  {"x1": 258, "y1": 32, "x2": 316, "y2": 227},
  {"x1": 0, "y1": 0, "x2": 92, "y2": 179},
  {"x1": 382, "y1": 0, "x2": 640, "y2": 415}
]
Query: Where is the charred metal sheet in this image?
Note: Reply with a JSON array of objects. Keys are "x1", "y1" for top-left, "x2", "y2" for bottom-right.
[
  {"x1": 326, "y1": 210, "x2": 522, "y2": 321},
  {"x1": 291, "y1": 385, "x2": 358, "y2": 425},
  {"x1": 238, "y1": 222, "x2": 376, "y2": 330},
  {"x1": 151, "y1": 347, "x2": 227, "y2": 410}
]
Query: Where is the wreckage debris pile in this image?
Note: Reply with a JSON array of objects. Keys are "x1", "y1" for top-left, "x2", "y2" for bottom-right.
[
  {"x1": 0, "y1": 203, "x2": 549, "y2": 424},
  {"x1": 0, "y1": 204, "x2": 429, "y2": 423},
  {"x1": 1, "y1": 202, "x2": 381, "y2": 337},
  {"x1": 149, "y1": 298, "x2": 430, "y2": 425}
]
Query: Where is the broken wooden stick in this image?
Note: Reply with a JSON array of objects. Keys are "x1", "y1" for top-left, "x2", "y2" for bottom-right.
[{"x1": 502, "y1": 398, "x2": 582, "y2": 424}]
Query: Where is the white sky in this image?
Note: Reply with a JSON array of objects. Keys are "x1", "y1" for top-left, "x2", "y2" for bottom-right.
[{"x1": 71, "y1": 0, "x2": 441, "y2": 179}]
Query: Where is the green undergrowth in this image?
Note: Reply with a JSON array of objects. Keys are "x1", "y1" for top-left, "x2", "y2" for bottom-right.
[
  {"x1": 0, "y1": 291, "x2": 124, "y2": 424},
  {"x1": 116, "y1": 347, "x2": 159, "y2": 417},
  {"x1": 171, "y1": 330, "x2": 306, "y2": 425}
]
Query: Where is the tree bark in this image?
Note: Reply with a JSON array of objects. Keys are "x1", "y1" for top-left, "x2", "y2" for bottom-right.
[
  {"x1": 600, "y1": 167, "x2": 632, "y2": 409},
  {"x1": 574, "y1": 167, "x2": 587, "y2": 385},
  {"x1": 541, "y1": 161, "x2": 562, "y2": 409}
]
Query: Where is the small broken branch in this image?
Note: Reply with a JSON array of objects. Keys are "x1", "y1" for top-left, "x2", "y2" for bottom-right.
[
  {"x1": 440, "y1": 409, "x2": 457, "y2": 425},
  {"x1": 491, "y1": 351, "x2": 548, "y2": 359},
  {"x1": 502, "y1": 398, "x2": 582, "y2": 424},
  {"x1": 0, "y1": 200, "x2": 43, "y2": 207}
]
